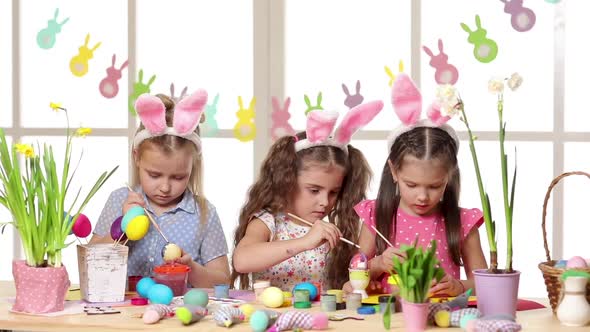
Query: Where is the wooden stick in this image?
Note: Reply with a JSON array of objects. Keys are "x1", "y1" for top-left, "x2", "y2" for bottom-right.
[
  {"x1": 113, "y1": 232, "x2": 125, "y2": 247},
  {"x1": 126, "y1": 185, "x2": 169, "y2": 243},
  {"x1": 370, "y1": 225, "x2": 394, "y2": 247},
  {"x1": 287, "y1": 213, "x2": 361, "y2": 249}
]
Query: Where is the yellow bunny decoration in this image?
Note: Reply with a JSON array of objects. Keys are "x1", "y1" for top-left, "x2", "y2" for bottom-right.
[
  {"x1": 233, "y1": 96, "x2": 256, "y2": 142},
  {"x1": 69, "y1": 33, "x2": 101, "y2": 77},
  {"x1": 385, "y1": 60, "x2": 404, "y2": 87}
]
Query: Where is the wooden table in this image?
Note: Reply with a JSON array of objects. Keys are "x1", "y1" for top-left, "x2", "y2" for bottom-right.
[{"x1": 0, "y1": 281, "x2": 587, "y2": 331}]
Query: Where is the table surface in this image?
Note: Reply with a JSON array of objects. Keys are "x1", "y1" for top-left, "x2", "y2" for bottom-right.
[{"x1": 0, "y1": 281, "x2": 588, "y2": 331}]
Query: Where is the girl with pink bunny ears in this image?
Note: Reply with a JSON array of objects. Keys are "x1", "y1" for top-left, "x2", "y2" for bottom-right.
[
  {"x1": 91, "y1": 92, "x2": 231, "y2": 288},
  {"x1": 351, "y1": 74, "x2": 487, "y2": 297},
  {"x1": 231, "y1": 100, "x2": 384, "y2": 291}
]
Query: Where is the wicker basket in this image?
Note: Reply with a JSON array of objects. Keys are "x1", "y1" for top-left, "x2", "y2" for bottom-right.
[{"x1": 538, "y1": 171, "x2": 590, "y2": 314}]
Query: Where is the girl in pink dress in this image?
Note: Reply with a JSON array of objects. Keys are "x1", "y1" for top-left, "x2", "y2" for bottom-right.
[{"x1": 355, "y1": 74, "x2": 487, "y2": 297}]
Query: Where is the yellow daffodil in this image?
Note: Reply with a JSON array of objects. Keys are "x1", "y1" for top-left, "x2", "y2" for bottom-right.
[
  {"x1": 49, "y1": 102, "x2": 63, "y2": 111},
  {"x1": 14, "y1": 143, "x2": 35, "y2": 158},
  {"x1": 75, "y1": 127, "x2": 92, "y2": 137}
]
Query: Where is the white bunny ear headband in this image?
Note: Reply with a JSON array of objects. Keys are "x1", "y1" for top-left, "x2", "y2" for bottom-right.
[
  {"x1": 295, "y1": 100, "x2": 384, "y2": 153},
  {"x1": 387, "y1": 73, "x2": 460, "y2": 152},
  {"x1": 133, "y1": 90, "x2": 208, "y2": 149}
]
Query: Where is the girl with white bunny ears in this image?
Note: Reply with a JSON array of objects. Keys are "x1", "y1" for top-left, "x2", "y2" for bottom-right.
[
  {"x1": 353, "y1": 74, "x2": 487, "y2": 297},
  {"x1": 232, "y1": 100, "x2": 384, "y2": 291},
  {"x1": 91, "y1": 91, "x2": 231, "y2": 288}
]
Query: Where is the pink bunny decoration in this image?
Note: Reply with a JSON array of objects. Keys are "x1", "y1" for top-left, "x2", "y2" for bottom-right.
[
  {"x1": 99, "y1": 54, "x2": 128, "y2": 99},
  {"x1": 271, "y1": 97, "x2": 296, "y2": 141},
  {"x1": 387, "y1": 73, "x2": 459, "y2": 152},
  {"x1": 423, "y1": 39, "x2": 459, "y2": 85},
  {"x1": 342, "y1": 80, "x2": 364, "y2": 109},
  {"x1": 267, "y1": 311, "x2": 329, "y2": 332},
  {"x1": 132, "y1": 90, "x2": 207, "y2": 149},
  {"x1": 500, "y1": 0, "x2": 536, "y2": 32},
  {"x1": 295, "y1": 100, "x2": 384, "y2": 153},
  {"x1": 169, "y1": 83, "x2": 188, "y2": 104}
]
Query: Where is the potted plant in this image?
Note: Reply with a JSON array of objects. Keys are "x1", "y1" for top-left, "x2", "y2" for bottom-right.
[
  {"x1": 436, "y1": 73, "x2": 523, "y2": 317},
  {"x1": 0, "y1": 102, "x2": 117, "y2": 313},
  {"x1": 382, "y1": 239, "x2": 445, "y2": 332}
]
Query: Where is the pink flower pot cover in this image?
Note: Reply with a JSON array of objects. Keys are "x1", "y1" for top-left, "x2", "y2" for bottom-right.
[
  {"x1": 12, "y1": 260, "x2": 70, "y2": 313},
  {"x1": 401, "y1": 299, "x2": 429, "y2": 332}
]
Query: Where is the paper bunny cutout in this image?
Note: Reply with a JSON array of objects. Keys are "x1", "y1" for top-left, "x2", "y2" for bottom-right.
[
  {"x1": 132, "y1": 90, "x2": 207, "y2": 149},
  {"x1": 460, "y1": 15, "x2": 498, "y2": 63},
  {"x1": 129, "y1": 69, "x2": 156, "y2": 115},
  {"x1": 99, "y1": 54, "x2": 128, "y2": 99},
  {"x1": 169, "y1": 83, "x2": 188, "y2": 104},
  {"x1": 37, "y1": 8, "x2": 69, "y2": 49},
  {"x1": 294, "y1": 100, "x2": 384, "y2": 153},
  {"x1": 69, "y1": 33, "x2": 101, "y2": 77},
  {"x1": 422, "y1": 39, "x2": 459, "y2": 85},
  {"x1": 385, "y1": 60, "x2": 405, "y2": 87},
  {"x1": 342, "y1": 81, "x2": 364, "y2": 109},
  {"x1": 201, "y1": 94, "x2": 220, "y2": 137},
  {"x1": 500, "y1": 0, "x2": 536, "y2": 32},
  {"x1": 271, "y1": 97, "x2": 295, "y2": 141},
  {"x1": 304, "y1": 93, "x2": 324, "y2": 115},
  {"x1": 233, "y1": 96, "x2": 256, "y2": 142},
  {"x1": 387, "y1": 73, "x2": 460, "y2": 152}
]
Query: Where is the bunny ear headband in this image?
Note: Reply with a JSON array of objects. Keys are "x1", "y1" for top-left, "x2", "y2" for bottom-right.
[
  {"x1": 386, "y1": 73, "x2": 460, "y2": 152},
  {"x1": 133, "y1": 89, "x2": 208, "y2": 149},
  {"x1": 295, "y1": 100, "x2": 384, "y2": 153}
]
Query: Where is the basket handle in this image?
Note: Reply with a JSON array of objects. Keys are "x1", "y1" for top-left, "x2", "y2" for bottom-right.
[{"x1": 541, "y1": 171, "x2": 590, "y2": 262}]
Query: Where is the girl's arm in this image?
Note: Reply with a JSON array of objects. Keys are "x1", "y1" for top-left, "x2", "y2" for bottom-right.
[
  {"x1": 89, "y1": 234, "x2": 114, "y2": 244},
  {"x1": 186, "y1": 255, "x2": 230, "y2": 288},
  {"x1": 430, "y1": 228, "x2": 488, "y2": 296},
  {"x1": 358, "y1": 224, "x2": 382, "y2": 279},
  {"x1": 232, "y1": 218, "x2": 340, "y2": 273},
  {"x1": 460, "y1": 227, "x2": 488, "y2": 293}
]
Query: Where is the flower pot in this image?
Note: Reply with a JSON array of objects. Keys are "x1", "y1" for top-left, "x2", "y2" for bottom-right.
[
  {"x1": 77, "y1": 244, "x2": 129, "y2": 302},
  {"x1": 12, "y1": 260, "x2": 70, "y2": 313},
  {"x1": 401, "y1": 299, "x2": 429, "y2": 332},
  {"x1": 473, "y1": 268, "x2": 521, "y2": 317}
]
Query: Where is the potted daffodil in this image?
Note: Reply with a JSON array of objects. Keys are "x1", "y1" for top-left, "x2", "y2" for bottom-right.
[{"x1": 0, "y1": 102, "x2": 117, "y2": 313}]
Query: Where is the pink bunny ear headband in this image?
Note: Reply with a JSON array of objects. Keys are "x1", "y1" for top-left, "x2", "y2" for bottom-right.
[
  {"x1": 295, "y1": 100, "x2": 384, "y2": 153},
  {"x1": 387, "y1": 73, "x2": 460, "y2": 152},
  {"x1": 133, "y1": 90, "x2": 207, "y2": 149}
]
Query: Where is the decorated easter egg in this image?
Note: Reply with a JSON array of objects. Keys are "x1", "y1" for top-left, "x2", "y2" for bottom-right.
[
  {"x1": 566, "y1": 256, "x2": 588, "y2": 269},
  {"x1": 136, "y1": 277, "x2": 156, "y2": 298},
  {"x1": 126, "y1": 215, "x2": 149, "y2": 240},
  {"x1": 239, "y1": 304, "x2": 256, "y2": 321},
  {"x1": 148, "y1": 284, "x2": 174, "y2": 305},
  {"x1": 349, "y1": 252, "x2": 368, "y2": 270},
  {"x1": 261, "y1": 287, "x2": 284, "y2": 308},
  {"x1": 162, "y1": 243, "x2": 182, "y2": 261},
  {"x1": 121, "y1": 205, "x2": 145, "y2": 232},
  {"x1": 110, "y1": 216, "x2": 126, "y2": 241},
  {"x1": 293, "y1": 282, "x2": 318, "y2": 301},
  {"x1": 72, "y1": 213, "x2": 91, "y2": 237},
  {"x1": 250, "y1": 310, "x2": 269, "y2": 332},
  {"x1": 183, "y1": 289, "x2": 209, "y2": 307}
]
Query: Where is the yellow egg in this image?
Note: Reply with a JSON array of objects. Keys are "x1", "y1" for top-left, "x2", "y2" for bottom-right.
[
  {"x1": 239, "y1": 304, "x2": 256, "y2": 321},
  {"x1": 261, "y1": 287, "x2": 284, "y2": 308},
  {"x1": 163, "y1": 243, "x2": 182, "y2": 261},
  {"x1": 126, "y1": 215, "x2": 149, "y2": 240}
]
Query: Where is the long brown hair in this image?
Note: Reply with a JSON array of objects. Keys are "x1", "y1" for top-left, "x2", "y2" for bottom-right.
[
  {"x1": 131, "y1": 94, "x2": 208, "y2": 224},
  {"x1": 231, "y1": 132, "x2": 372, "y2": 289},
  {"x1": 375, "y1": 127, "x2": 462, "y2": 266}
]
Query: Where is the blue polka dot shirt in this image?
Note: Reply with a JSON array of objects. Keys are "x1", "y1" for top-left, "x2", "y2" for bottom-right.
[{"x1": 94, "y1": 187, "x2": 228, "y2": 277}]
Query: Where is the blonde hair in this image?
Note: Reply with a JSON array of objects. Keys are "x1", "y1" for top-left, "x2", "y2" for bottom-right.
[{"x1": 131, "y1": 94, "x2": 208, "y2": 223}]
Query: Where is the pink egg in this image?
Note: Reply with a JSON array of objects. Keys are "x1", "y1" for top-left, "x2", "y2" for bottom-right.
[
  {"x1": 566, "y1": 256, "x2": 588, "y2": 269},
  {"x1": 72, "y1": 213, "x2": 92, "y2": 238}
]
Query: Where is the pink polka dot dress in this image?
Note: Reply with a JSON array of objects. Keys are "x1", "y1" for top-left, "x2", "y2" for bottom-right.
[{"x1": 354, "y1": 199, "x2": 483, "y2": 279}]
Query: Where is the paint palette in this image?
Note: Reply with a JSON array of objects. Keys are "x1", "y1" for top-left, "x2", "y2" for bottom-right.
[{"x1": 84, "y1": 306, "x2": 121, "y2": 315}]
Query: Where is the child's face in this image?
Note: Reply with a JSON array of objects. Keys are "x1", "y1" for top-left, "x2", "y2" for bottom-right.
[
  {"x1": 288, "y1": 163, "x2": 346, "y2": 223},
  {"x1": 134, "y1": 144, "x2": 193, "y2": 210},
  {"x1": 390, "y1": 156, "x2": 449, "y2": 217}
]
